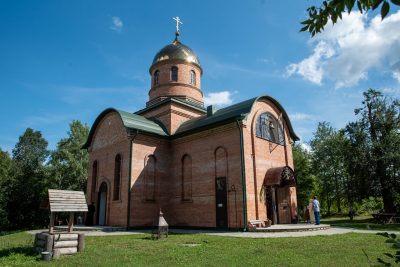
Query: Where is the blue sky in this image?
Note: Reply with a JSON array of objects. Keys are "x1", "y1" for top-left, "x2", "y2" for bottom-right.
[{"x1": 1, "y1": 1, "x2": 399, "y2": 152}]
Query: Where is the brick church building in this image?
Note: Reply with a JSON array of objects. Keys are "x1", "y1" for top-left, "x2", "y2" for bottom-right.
[{"x1": 82, "y1": 30, "x2": 300, "y2": 230}]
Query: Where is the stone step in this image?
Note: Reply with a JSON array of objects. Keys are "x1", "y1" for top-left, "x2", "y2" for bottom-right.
[
  {"x1": 253, "y1": 224, "x2": 331, "y2": 232},
  {"x1": 54, "y1": 225, "x2": 126, "y2": 232}
]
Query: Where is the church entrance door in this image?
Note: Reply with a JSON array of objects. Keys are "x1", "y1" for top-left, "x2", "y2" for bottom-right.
[
  {"x1": 276, "y1": 187, "x2": 291, "y2": 224},
  {"x1": 98, "y1": 182, "x2": 107, "y2": 226},
  {"x1": 215, "y1": 177, "x2": 228, "y2": 228}
]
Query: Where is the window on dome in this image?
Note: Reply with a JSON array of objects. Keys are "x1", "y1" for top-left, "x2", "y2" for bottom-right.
[
  {"x1": 154, "y1": 70, "x2": 159, "y2": 86},
  {"x1": 255, "y1": 112, "x2": 285, "y2": 145},
  {"x1": 190, "y1": 70, "x2": 196, "y2": 85},
  {"x1": 171, "y1": 66, "x2": 178, "y2": 81}
]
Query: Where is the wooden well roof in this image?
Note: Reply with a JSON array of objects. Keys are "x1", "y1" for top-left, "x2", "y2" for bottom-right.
[{"x1": 48, "y1": 189, "x2": 88, "y2": 212}]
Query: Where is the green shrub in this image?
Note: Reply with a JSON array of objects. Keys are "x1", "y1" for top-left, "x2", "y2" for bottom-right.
[
  {"x1": 356, "y1": 197, "x2": 384, "y2": 215},
  {"x1": 0, "y1": 208, "x2": 9, "y2": 230}
]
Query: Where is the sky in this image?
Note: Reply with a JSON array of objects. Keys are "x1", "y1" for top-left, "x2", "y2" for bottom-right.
[{"x1": 1, "y1": 0, "x2": 399, "y2": 153}]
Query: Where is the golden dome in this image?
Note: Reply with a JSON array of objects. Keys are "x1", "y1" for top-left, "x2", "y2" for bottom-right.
[{"x1": 150, "y1": 36, "x2": 201, "y2": 73}]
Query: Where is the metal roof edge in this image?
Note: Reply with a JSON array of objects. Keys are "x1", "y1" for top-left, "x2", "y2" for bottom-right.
[
  {"x1": 81, "y1": 108, "x2": 169, "y2": 149},
  {"x1": 135, "y1": 97, "x2": 206, "y2": 115}
]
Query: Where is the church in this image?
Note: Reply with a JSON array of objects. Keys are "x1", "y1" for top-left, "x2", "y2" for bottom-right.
[{"x1": 82, "y1": 23, "x2": 300, "y2": 230}]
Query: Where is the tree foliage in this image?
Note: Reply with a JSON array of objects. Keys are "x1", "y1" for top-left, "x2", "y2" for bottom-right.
[
  {"x1": 301, "y1": 0, "x2": 400, "y2": 36},
  {"x1": 308, "y1": 89, "x2": 400, "y2": 214},
  {"x1": 352, "y1": 89, "x2": 400, "y2": 213},
  {"x1": 310, "y1": 122, "x2": 349, "y2": 214},
  {"x1": 49, "y1": 120, "x2": 89, "y2": 191},
  {"x1": 293, "y1": 144, "x2": 317, "y2": 209},
  {"x1": 7, "y1": 128, "x2": 50, "y2": 229},
  {"x1": 0, "y1": 149, "x2": 12, "y2": 229},
  {"x1": 1, "y1": 121, "x2": 90, "y2": 230}
]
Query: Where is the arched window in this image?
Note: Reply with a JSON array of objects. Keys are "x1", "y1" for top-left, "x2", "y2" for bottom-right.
[
  {"x1": 113, "y1": 154, "x2": 122, "y2": 200},
  {"x1": 255, "y1": 113, "x2": 285, "y2": 145},
  {"x1": 190, "y1": 70, "x2": 196, "y2": 85},
  {"x1": 171, "y1": 66, "x2": 178, "y2": 81},
  {"x1": 91, "y1": 161, "x2": 98, "y2": 194},
  {"x1": 145, "y1": 155, "x2": 156, "y2": 201},
  {"x1": 154, "y1": 70, "x2": 160, "y2": 86},
  {"x1": 182, "y1": 154, "x2": 192, "y2": 200}
]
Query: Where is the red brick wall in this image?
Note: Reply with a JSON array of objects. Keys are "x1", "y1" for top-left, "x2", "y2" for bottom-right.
[
  {"x1": 168, "y1": 123, "x2": 244, "y2": 228},
  {"x1": 86, "y1": 112, "x2": 131, "y2": 227},
  {"x1": 86, "y1": 98, "x2": 297, "y2": 228},
  {"x1": 140, "y1": 102, "x2": 205, "y2": 135},
  {"x1": 149, "y1": 62, "x2": 203, "y2": 103},
  {"x1": 242, "y1": 99, "x2": 297, "y2": 223}
]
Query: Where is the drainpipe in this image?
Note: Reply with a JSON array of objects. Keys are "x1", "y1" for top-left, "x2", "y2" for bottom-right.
[
  {"x1": 236, "y1": 119, "x2": 247, "y2": 231},
  {"x1": 281, "y1": 113, "x2": 289, "y2": 167},
  {"x1": 127, "y1": 130, "x2": 139, "y2": 229}
]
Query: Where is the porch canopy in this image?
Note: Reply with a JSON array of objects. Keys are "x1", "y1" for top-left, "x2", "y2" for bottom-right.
[
  {"x1": 44, "y1": 189, "x2": 88, "y2": 233},
  {"x1": 264, "y1": 166, "x2": 296, "y2": 187}
]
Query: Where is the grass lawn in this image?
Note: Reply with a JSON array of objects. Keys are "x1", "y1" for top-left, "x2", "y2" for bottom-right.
[
  {"x1": 0, "y1": 231, "x2": 397, "y2": 266},
  {"x1": 321, "y1": 215, "x2": 400, "y2": 231}
]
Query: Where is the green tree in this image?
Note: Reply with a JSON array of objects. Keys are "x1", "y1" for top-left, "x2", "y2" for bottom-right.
[
  {"x1": 353, "y1": 89, "x2": 400, "y2": 213},
  {"x1": 310, "y1": 122, "x2": 348, "y2": 214},
  {"x1": 344, "y1": 121, "x2": 377, "y2": 202},
  {"x1": 302, "y1": 0, "x2": 400, "y2": 36},
  {"x1": 8, "y1": 128, "x2": 49, "y2": 229},
  {"x1": 49, "y1": 120, "x2": 89, "y2": 191},
  {"x1": 0, "y1": 148, "x2": 12, "y2": 229},
  {"x1": 293, "y1": 143, "x2": 317, "y2": 209}
]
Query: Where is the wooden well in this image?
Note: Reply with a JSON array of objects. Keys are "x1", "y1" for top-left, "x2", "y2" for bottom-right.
[{"x1": 36, "y1": 189, "x2": 88, "y2": 259}]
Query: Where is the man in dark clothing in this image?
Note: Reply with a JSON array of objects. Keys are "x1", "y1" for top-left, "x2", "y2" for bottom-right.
[{"x1": 86, "y1": 202, "x2": 96, "y2": 226}]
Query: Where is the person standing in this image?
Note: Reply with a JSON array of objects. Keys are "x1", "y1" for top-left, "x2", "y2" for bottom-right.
[
  {"x1": 312, "y1": 196, "x2": 321, "y2": 225},
  {"x1": 86, "y1": 202, "x2": 96, "y2": 226}
]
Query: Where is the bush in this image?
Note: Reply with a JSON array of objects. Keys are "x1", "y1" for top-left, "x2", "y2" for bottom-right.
[
  {"x1": 0, "y1": 208, "x2": 9, "y2": 230},
  {"x1": 355, "y1": 197, "x2": 384, "y2": 215}
]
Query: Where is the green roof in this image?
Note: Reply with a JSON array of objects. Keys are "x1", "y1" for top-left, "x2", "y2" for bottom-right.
[
  {"x1": 82, "y1": 108, "x2": 168, "y2": 149},
  {"x1": 82, "y1": 95, "x2": 300, "y2": 149},
  {"x1": 175, "y1": 95, "x2": 299, "y2": 141}
]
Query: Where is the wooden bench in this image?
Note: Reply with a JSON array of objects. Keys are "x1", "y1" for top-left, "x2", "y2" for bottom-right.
[
  {"x1": 248, "y1": 220, "x2": 264, "y2": 231},
  {"x1": 372, "y1": 213, "x2": 398, "y2": 224}
]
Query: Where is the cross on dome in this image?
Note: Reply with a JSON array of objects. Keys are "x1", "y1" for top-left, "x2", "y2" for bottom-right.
[{"x1": 172, "y1": 16, "x2": 183, "y2": 33}]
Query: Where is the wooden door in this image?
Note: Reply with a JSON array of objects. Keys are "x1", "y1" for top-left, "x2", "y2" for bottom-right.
[
  {"x1": 277, "y1": 187, "x2": 291, "y2": 224},
  {"x1": 215, "y1": 177, "x2": 228, "y2": 228}
]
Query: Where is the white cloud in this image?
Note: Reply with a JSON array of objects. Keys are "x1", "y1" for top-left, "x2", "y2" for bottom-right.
[
  {"x1": 21, "y1": 113, "x2": 76, "y2": 127},
  {"x1": 392, "y1": 62, "x2": 400, "y2": 82},
  {"x1": 289, "y1": 112, "x2": 315, "y2": 122},
  {"x1": 204, "y1": 91, "x2": 233, "y2": 107},
  {"x1": 382, "y1": 86, "x2": 400, "y2": 96},
  {"x1": 287, "y1": 11, "x2": 400, "y2": 88},
  {"x1": 286, "y1": 41, "x2": 334, "y2": 85},
  {"x1": 393, "y1": 71, "x2": 400, "y2": 82},
  {"x1": 110, "y1": 16, "x2": 123, "y2": 32},
  {"x1": 300, "y1": 142, "x2": 312, "y2": 152}
]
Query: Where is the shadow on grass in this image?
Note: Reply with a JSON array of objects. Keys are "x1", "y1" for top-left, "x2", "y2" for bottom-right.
[
  {"x1": 325, "y1": 218, "x2": 373, "y2": 224},
  {"x1": 0, "y1": 245, "x2": 37, "y2": 258},
  {"x1": 0, "y1": 230, "x2": 25, "y2": 237},
  {"x1": 321, "y1": 216, "x2": 400, "y2": 231}
]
